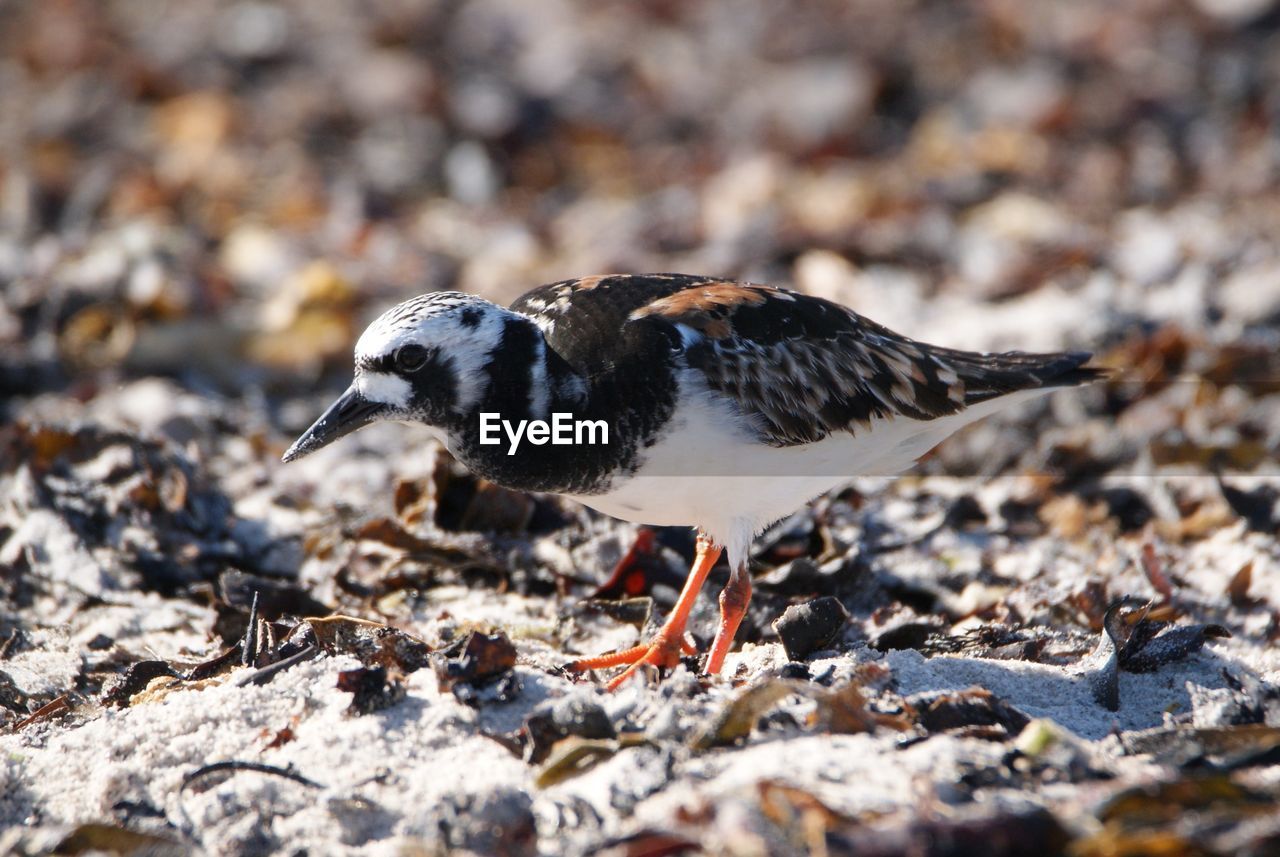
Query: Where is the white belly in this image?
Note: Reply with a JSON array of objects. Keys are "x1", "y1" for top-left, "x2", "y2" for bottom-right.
[
  {"x1": 570, "y1": 472, "x2": 848, "y2": 533},
  {"x1": 565, "y1": 372, "x2": 1052, "y2": 569}
]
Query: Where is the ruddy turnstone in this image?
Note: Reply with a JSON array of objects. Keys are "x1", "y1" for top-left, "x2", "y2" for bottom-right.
[{"x1": 283, "y1": 274, "x2": 1103, "y2": 689}]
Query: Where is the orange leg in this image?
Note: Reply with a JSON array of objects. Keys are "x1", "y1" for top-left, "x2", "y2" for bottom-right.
[
  {"x1": 705, "y1": 562, "x2": 751, "y2": 675},
  {"x1": 570, "y1": 530, "x2": 723, "y2": 690}
]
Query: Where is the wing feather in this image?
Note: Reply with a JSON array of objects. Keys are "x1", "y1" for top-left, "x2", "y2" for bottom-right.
[
  {"x1": 510, "y1": 274, "x2": 1103, "y2": 448},
  {"x1": 629, "y1": 280, "x2": 1103, "y2": 447}
]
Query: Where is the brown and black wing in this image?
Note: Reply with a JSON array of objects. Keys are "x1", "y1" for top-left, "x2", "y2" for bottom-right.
[{"x1": 628, "y1": 280, "x2": 1103, "y2": 447}]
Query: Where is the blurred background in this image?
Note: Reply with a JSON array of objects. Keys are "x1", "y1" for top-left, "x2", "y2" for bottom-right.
[{"x1": 2, "y1": 0, "x2": 1280, "y2": 483}]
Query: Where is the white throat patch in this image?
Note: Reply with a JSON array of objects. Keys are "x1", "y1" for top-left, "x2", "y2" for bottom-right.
[{"x1": 357, "y1": 370, "x2": 412, "y2": 409}]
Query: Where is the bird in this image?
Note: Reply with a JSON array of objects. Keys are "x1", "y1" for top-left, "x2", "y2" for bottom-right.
[{"x1": 282, "y1": 273, "x2": 1104, "y2": 690}]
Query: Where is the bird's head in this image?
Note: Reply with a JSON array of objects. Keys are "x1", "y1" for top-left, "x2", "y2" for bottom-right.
[{"x1": 282, "y1": 292, "x2": 507, "y2": 462}]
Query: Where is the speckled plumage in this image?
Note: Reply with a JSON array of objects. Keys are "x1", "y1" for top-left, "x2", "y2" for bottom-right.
[
  {"x1": 285, "y1": 273, "x2": 1104, "y2": 685},
  {"x1": 513, "y1": 274, "x2": 1100, "y2": 448}
]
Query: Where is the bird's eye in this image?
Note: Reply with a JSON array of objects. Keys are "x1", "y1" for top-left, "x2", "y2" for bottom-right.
[{"x1": 394, "y1": 344, "x2": 430, "y2": 372}]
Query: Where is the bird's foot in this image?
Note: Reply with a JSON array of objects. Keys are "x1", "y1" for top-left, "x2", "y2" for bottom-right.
[{"x1": 568, "y1": 632, "x2": 698, "y2": 690}]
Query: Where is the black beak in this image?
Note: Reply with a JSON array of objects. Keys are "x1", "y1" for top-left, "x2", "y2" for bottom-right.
[{"x1": 281, "y1": 384, "x2": 386, "y2": 463}]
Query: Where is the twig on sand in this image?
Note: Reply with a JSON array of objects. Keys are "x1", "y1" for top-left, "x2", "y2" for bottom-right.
[{"x1": 182, "y1": 760, "x2": 325, "y2": 792}]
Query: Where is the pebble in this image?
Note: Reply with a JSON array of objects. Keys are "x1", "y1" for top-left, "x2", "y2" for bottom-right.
[{"x1": 772, "y1": 596, "x2": 850, "y2": 661}]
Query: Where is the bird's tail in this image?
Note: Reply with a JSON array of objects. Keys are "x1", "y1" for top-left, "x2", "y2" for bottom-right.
[{"x1": 927, "y1": 347, "x2": 1109, "y2": 405}]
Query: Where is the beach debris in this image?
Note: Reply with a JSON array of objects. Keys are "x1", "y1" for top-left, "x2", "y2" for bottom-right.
[
  {"x1": 218, "y1": 570, "x2": 330, "y2": 624},
  {"x1": 240, "y1": 590, "x2": 262, "y2": 668},
  {"x1": 337, "y1": 666, "x2": 405, "y2": 715},
  {"x1": 341, "y1": 515, "x2": 517, "y2": 597},
  {"x1": 0, "y1": 423, "x2": 239, "y2": 596},
  {"x1": 757, "y1": 780, "x2": 856, "y2": 854},
  {"x1": 0, "y1": 671, "x2": 31, "y2": 725},
  {"x1": 100, "y1": 660, "x2": 177, "y2": 708},
  {"x1": 434, "y1": 630, "x2": 518, "y2": 704},
  {"x1": 690, "y1": 673, "x2": 903, "y2": 751},
  {"x1": 1068, "y1": 580, "x2": 1112, "y2": 631},
  {"x1": 182, "y1": 760, "x2": 324, "y2": 793},
  {"x1": 51, "y1": 823, "x2": 184, "y2": 857},
  {"x1": 1138, "y1": 542, "x2": 1175, "y2": 601},
  {"x1": 1226, "y1": 562, "x2": 1254, "y2": 607},
  {"x1": 591, "y1": 830, "x2": 701, "y2": 856},
  {"x1": 1218, "y1": 480, "x2": 1280, "y2": 534},
  {"x1": 809, "y1": 680, "x2": 899, "y2": 735},
  {"x1": 1089, "y1": 598, "x2": 1231, "y2": 711},
  {"x1": 0, "y1": 629, "x2": 26, "y2": 660},
  {"x1": 690, "y1": 678, "x2": 803, "y2": 750},
  {"x1": 534, "y1": 734, "x2": 651, "y2": 788},
  {"x1": 186, "y1": 645, "x2": 244, "y2": 682},
  {"x1": 433, "y1": 788, "x2": 537, "y2": 857},
  {"x1": 11, "y1": 694, "x2": 70, "y2": 733},
  {"x1": 772, "y1": 596, "x2": 850, "y2": 660},
  {"x1": 1074, "y1": 775, "x2": 1279, "y2": 857},
  {"x1": 1124, "y1": 724, "x2": 1280, "y2": 771},
  {"x1": 307, "y1": 616, "x2": 432, "y2": 713},
  {"x1": 833, "y1": 806, "x2": 1070, "y2": 857},
  {"x1": 233, "y1": 644, "x2": 320, "y2": 688},
  {"x1": 1113, "y1": 611, "x2": 1230, "y2": 675},
  {"x1": 522, "y1": 693, "x2": 616, "y2": 765},
  {"x1": 223, "y1": 616, "x2": 428, "y2": 693},
  {"x1": 306, "y1": 616, "x2": 432, "y2": 673},
  {"x1": 870, "y1": 613, "x2": 950, "y2": 653},
  {"x1": 910, "y1": 687, "x2": 1031, "y2": 740}
]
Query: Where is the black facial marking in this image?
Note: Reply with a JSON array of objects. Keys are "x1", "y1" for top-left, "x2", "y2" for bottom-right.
[
  {"x1": 363, "y1": 353, "x2": 395, "y2": 374},
  {"x1": 409, "y1": 351, "x2": 458, "y2": 417},
  {"x1": 459, "y1": 307, "x2": 482, "y2": 328}
]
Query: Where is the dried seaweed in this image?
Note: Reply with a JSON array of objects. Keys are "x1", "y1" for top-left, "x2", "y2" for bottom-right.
[
  {"x1": 832, "y1": 806, "x2": 1070, "y2": 857},
  {"x1": 0, "y1": 423, "x2": 240, "y2": 596},
  {"x1": 690, "y1": 675, "x2": 903, "y2": 751},
  {"x1": 534, "y1": 734, "x2": 651, "y2": 788},
  {"x1": 911, "y1": 687, "x2": 1031, "y2": 740},
  {"x1": 52, "y1": 823, "x2": 184, "y2": 857},
  {"x1": 100, "y1": 661, "x2": 177, "y2": 708},
  {"x1": 182, "y1": 761, "x2": 324, "y2": 792},
  {"x1": 1076, "y1": 775, "x2": 1279, "y2": 857},
  {"x1": 1218, "y1": 481, "x2": 1280, "y2": 534},
  {"x1": 1089, "y1": 598, "x2": 1231, "y2": 711},
  {"x1": 690, "y1": 679, "x2": 803, "y2": 750},
  {"x1": 306, "y1": 616, "x2": 432, "y2": 673},
  {"x1": 336, "y1": 666, "x2": 406, "y2": 716},
  {"x1": 521, "y1": 695, "x2": 617, "y2": 765},
  {"x1": 434, "y1": 631, "x2": 518, "y2": 704},
  {"x1": 1124, "y1": 725, "x2": 1280, "y2": 771}
]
